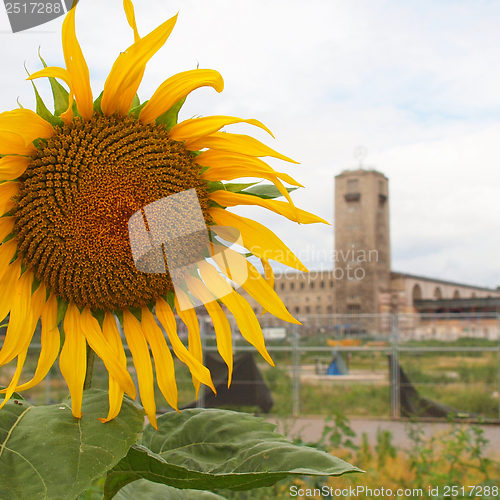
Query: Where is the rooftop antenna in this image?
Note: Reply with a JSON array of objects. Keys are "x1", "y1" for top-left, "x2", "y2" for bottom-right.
[{"x1": 353, "y1": 145, "x2": 367, "y2": 169}]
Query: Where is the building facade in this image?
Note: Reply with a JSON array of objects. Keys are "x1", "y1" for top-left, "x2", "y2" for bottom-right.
[{"x1": 243, "y1": 167, "x2": 500, "y2": 331}]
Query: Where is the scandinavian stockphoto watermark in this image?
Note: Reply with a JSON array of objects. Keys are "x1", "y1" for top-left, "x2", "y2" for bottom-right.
[{"x1": 3, "y1": 1, "x2": 77, "y2": 32}]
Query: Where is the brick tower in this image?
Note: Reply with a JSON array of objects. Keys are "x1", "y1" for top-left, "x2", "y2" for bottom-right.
[{"x1": 333, "y1": 169, "x2": 391, "y2": 314}]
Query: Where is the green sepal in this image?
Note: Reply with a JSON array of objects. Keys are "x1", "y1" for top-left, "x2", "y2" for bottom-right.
[
  {"x1": 130, "y1": 94, "x2": 140, "y2": 110},
  {"x1": 206, "y1": 180, "x2": 224, "y2": 193},
  {"x1": 165, "y1": 291, "x2": 175, "y2": 310},
  {"x1": 129, "y1": 101, "x2": 148, "y2": 118},
  {"x1": 30, "y1": 80, "x2": 62, "y2": 127},
  {"x1": 128, "y1": 307, "x2": 142, "y2": 322},
  {"x1": 92, "y1": 309, "x2": 105, "y2": 328},
  {"x1": 39, "y1": 49, "x2": 70, "y2": 117},
  {"x1": 242, "y1": 184, "x2": 298, "y2": 199},
  {"x1": 208, "y1": 200, "x2": 225, "y2": 209},
  {"x1": 114, "y1": 310, "x2": 124, "y2": 326},
  {"x1": 2, "y1": 232, "x2": 16, "y2": 244},
  {"x1": 155, "y1": 97, "x2": 186, "y2": 130},
  {"x1": 33, "y1": 138, "x2": 48, "y2": 149},
  {"x1": 93, "y1": 91, "x2": 104, "y2": 114},
  {"x1": 56, "y1": 299, "x2": 68, "y2": 326},
  {"x1": 31, "y1": 276, "x2": 42, "y2": 295},
  {"x1": 223, "y1": 182, "x2": 259, "y2": 192}
]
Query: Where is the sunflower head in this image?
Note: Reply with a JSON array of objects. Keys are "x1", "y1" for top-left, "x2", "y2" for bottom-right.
[{"x1": 0, "y1": 0, "x2": 326, "y2": 427}]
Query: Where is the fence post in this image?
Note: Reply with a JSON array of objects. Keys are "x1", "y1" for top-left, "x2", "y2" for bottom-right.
[
  {"x1": 497, "y1": 314, "x2": 500, "y2": 421},
  {"x1": 390, "y1": 313, "x2": 400, "y2": 419},
  {"x1": 292, "y1": 323, "x2": 301, "y2": 417}
]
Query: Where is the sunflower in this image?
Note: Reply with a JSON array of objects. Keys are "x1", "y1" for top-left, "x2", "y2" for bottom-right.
[{"x1": 0, "y1": 1, "x2": 326, "y2": 428}]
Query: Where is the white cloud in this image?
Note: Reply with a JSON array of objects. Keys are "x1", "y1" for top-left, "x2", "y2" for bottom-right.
[{"x1": 1, "y1": 0, "x2": 499, "y2": 288}]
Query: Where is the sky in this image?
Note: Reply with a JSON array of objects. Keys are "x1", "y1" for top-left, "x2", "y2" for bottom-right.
[{"x1": 0, "y1": 0, "x2": 499, "y2": 288}]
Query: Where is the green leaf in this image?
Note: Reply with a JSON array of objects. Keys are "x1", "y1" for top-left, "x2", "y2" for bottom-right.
[
  {"x1": 0, "y1": 389, "x2": 144, "y2": 500},
  {"x1": 104, "y1": 409, "x2": 359, "y2": 498},
  {"x1": 242, "y1": 184, "x2": 298, "y2": 199},
  {"x1": 156, "y1": 98, "x2": 186, "y2": 130},
  {"x1": 114, "y1": 480, "x2": 227, "y2": 500},
  {"x1": 39, "y1": 50, "x2": 70, "y2": 117}
]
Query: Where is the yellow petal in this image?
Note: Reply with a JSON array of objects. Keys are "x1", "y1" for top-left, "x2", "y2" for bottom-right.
[
  {"x1": 174, "y1": 291, "x2": 203, "y2": 397},
  {"x1": 141, "y1": 308, "x2": 178, "y2": 410},
  {"x1": 0, "y1": 259, "x2": 21, "y2": 323},
  {"x1": 28, "y1": 67, "x2": 74, "y2": 125},
  {"x1": 261, "y1": 258, "x2": 275, "y2": 289},
  {"x1": 0, "y1": 281, "x2": 45, "y2": 398},
  {"x1": 212, "y1": 249, "x2": 299, "y2": 324},
  {"x1": 0, "y1": 239, "x2": 17, "y2": 281},
  {"x1": 60, "y1": 303, "x2": 87, "y2": 418},
  {"x1": 198, "y1": 262, "x2": 274, "y2": 366},
  {"x1": 0, "y1": 109, "x2": 54, "y2": 142},
  {"x1": 0, "y1": 131, "x2": 34, "y2": 156},
  {"x1": 11, "y1": 294, "x2": 60, "y2": 392},
  {"x1": 209, "y1": 207, "x2": 307, "y2": 272},
  {"x1": 101, "y1": 14, "x2": 178, "y2": 116},
  {"x1": 197, "y1": 150, "x2": 303, "y2": 187},
  {"x1": 209, "y1": 190, "x2": 328, "y2": 225},
  {"x1": 62, "y1": 6, "x2": 93, "y2": 120},
  {"x1": 170, "y1": 115, "x2": 273, "y2": 144},
  {"x1": 124, "y1": 0, "x2": 140, "y2": 41},
  {"x1": 140, "y1": 69, "x2": 224, "y2": 124},
  {"x1": 185, "y1": 132, "x2": 298, "y2": 164},
  {"x1": 186, "y1": 276, "x2": 234, "y2": 386},
  {"x1": 122, "y1": 310, "x2": 157, "y2": 429},
  {"x1": 80, "y1": 308, "x2": 136, "y2": 399},
  {"x1": 0, "y1": 156, "x2": 29, "y2": 181},
  {"x1": 28, "y1": 66, "x2": 72, "y2": 86},
  {"x1": 0, "y1": 216, "x2": 15, "y2": 242},
  {"x1": 155, "y1": 297, "x2": 215, "y2": 392},
  {"x1": 0, "y1": 182, "x2": 20, "y2": 216},
  {"x1": 0, "y1": 348, "x2": 28, "y2": 409},
  {"x1": 99, "y1": 312, "x2": 129, "y2": 423},
  {"x1": 0, "y1": 270, "x2": 34, "y2": 367}
]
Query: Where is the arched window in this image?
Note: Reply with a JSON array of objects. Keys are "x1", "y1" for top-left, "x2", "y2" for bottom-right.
[
  {"x1": 433, "y1": 287, "x2": 442, "y2": 299},
  {"x1": 412, "y1": 284, "x2": 422, "y2": 304},
  {"x1": 453, "y1": 290, "x2": 460, "y2": 299},
  {"x1": 471, "y1": 292, "x2": 476, "y2": 298}
]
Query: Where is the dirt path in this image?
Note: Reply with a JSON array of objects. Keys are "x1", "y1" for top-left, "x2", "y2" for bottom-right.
[{"x1": 266, "y1": 417, "x2": 500, "y2": 456}]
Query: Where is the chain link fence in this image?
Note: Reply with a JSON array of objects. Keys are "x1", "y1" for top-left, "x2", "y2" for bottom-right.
[{"x1": 3, "y1": 312, "x2": 500, "y2": 421}]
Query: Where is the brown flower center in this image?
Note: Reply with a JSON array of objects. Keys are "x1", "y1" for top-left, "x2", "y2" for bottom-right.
[{"x1": 14, "y1": 114, "x2": 210, "y2": 311}]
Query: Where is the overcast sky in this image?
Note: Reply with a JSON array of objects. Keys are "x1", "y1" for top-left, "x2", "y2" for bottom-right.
[{"x1": 1, "y1": 0, "x2": 499, "y2": 288}]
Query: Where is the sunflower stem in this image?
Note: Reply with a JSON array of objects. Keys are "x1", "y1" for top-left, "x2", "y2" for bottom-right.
[{"x1": 83, "y1": 344, "x2": 96, "y2": 390}]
